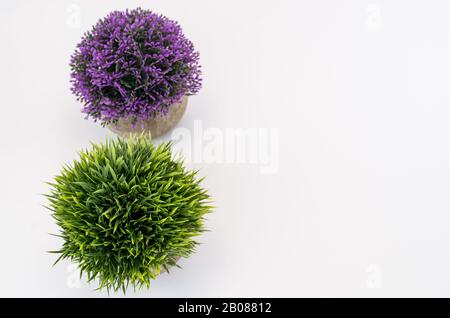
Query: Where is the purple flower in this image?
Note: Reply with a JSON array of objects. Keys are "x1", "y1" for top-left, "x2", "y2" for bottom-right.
[{"x1": 70, "y1": 8, "x2": 202, "y2": 125}]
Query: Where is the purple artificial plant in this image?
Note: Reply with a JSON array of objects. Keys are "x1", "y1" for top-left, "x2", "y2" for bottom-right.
[{"x1": 70, "y1": 8, "x2": 202, "y2": 125}]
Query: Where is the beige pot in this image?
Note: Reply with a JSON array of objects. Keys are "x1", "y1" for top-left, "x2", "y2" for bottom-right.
[{"x1": 108, "y1": 96, "x2": 188, "y2": 138}]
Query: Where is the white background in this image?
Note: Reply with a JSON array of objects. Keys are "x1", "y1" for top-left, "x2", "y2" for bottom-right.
[{"x1": 1, "y1": 0, "x2": 450, "y2": 297}]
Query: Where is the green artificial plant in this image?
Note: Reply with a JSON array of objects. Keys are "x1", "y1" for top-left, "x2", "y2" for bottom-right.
[{"x1": 46, "y1": 135, "x2": 212, "y2": 292}]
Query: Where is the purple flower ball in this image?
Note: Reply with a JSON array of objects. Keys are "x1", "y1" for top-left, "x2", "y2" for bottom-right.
[{"x1": 70, "y1": 8, "x2": 202, "y2": 125}]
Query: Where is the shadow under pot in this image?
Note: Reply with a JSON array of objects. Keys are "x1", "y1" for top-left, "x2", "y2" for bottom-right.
[{"x1": 108, "y1": 96, "x2": 188, "y2": 138}]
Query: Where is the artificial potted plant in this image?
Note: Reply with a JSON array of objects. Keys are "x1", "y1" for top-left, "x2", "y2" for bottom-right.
[
  {"x1": 70, "y1": 8, "x2": 202, "y2": 138},
  {"x1": 46, "y1": 136, "x2": 212, "y2": 292}
]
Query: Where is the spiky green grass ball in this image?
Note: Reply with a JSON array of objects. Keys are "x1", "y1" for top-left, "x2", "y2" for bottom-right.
[{"x1": 47, "y1": 136, "x2": 212, "y2": 292}]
